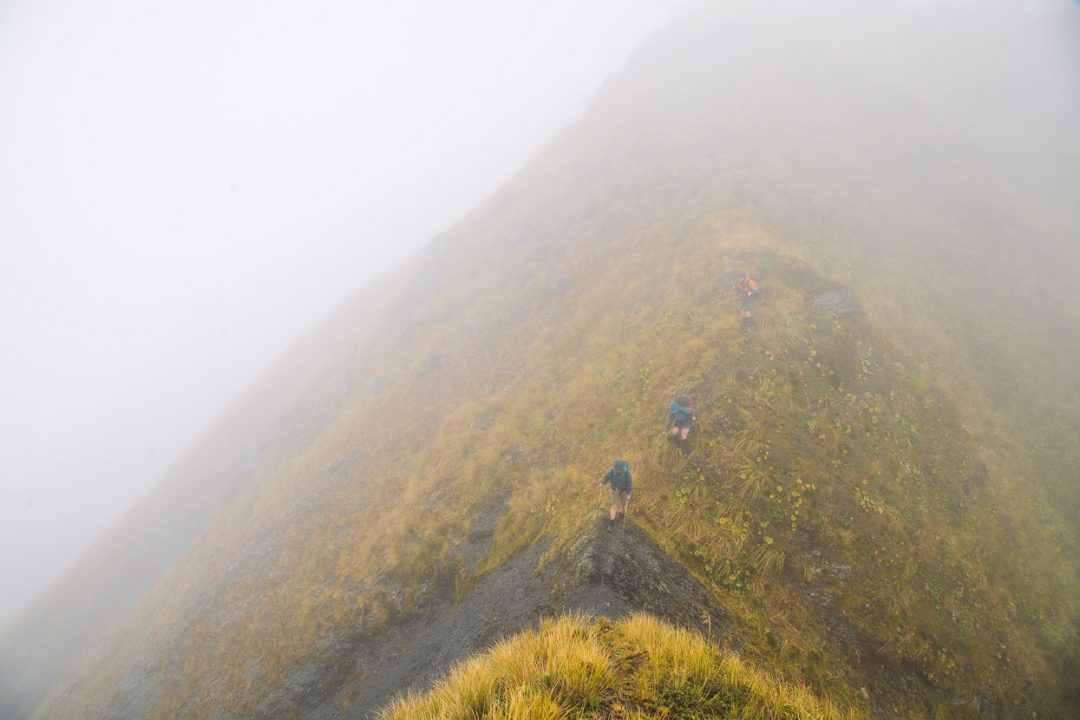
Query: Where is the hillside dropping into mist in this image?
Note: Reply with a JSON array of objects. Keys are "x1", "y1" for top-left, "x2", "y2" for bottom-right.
[{"x1": 3, "y1": 1, "x2": 1079, "y2": 718}]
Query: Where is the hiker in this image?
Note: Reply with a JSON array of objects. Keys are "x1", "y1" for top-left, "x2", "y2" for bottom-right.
[
  {"x1": 666, "y1": 394, "x2": 697, "y2": 457},
  {"x1": 734, "y1": 272, "x2": 760, "y2": 324},
  {"x1": 599, "y1": 460, "x2": 632, "y2": 530}
]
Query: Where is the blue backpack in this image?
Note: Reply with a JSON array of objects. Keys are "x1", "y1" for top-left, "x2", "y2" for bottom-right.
[{"x1": 668, "y1": 396, "x2": 694, "y2": 425}]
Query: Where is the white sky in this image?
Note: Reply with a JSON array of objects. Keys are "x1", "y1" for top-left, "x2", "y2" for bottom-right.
[{"x1": 0, "y1": 0, "x2": 682, "y2": 627}]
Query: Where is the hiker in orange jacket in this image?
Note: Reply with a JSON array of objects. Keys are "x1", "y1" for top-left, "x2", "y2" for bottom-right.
[{"x1": 735, "y1": 272, "x2": 759, "y2": 321}]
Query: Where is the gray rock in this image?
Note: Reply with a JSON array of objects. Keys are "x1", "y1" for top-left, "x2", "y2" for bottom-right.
[{"x1": 813, "y1": 289, "x2": 860, "y2": 315}]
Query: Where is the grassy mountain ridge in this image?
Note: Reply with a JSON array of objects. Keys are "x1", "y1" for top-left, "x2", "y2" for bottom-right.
[{"x1": 11, "y1": 2, "x2": 1080, "y2": 718}]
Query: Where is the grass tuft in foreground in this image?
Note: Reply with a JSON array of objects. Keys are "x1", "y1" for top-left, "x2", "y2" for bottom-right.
[{"x1": 380, "y1": 613, "x2": 859, "y2": 720}]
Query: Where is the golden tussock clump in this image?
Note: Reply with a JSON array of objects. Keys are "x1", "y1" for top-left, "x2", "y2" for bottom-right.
[{"x1": 381, "y1": 613, "x2": 860, "y2": 720}]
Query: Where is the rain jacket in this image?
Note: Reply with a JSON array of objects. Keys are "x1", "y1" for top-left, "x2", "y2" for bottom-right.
[
  {"x1": 602, "y1": 462, "x2": 633, "y2": 492},
  {"x1": 667, "y1": 402, "x2": 696, "y2": 428}
]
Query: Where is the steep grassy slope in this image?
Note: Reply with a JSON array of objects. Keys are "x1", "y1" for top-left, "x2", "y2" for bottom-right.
[
  {"x1": 12, "y1": 2, "x2": 1080, "y2": 719},
  {"x1": 381, "y1": 614, "x2": 857, "y2": 720}
]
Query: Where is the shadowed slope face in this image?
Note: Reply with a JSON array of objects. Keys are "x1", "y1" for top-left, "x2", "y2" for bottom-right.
[{"x1": 9, "y1": 1, "x2": 1080, "y2": 719}]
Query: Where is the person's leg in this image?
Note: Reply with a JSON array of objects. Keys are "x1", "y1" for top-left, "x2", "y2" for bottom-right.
[{"x1": 610, "y1": 487, "x2": 619, "y2": 521}]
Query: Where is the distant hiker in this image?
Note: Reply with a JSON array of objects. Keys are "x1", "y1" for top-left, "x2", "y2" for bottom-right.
[
  {"x1": 600, "y1": 460, "x2": 632, "y2": 530},
  {"x1": 666, "y1": 394, "x2": 697, "y2": 457},
  {"x1": 734, "y1": 272, "x2": 760, "y2": 324}
]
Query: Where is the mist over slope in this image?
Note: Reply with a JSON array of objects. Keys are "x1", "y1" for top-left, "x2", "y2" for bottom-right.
[
  {"x1": 4, "y1": 1, "x2": 1079, "y2": 718},
  {"x1": 0, "y1": 268, "x2": 406, "y2": 719}
]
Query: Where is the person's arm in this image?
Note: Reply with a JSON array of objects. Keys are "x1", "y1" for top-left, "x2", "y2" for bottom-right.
[
  {"x1": 626, "y1": 471, "x2": 632, "y2": 496},
  {"x1": 600, "y1": 469, "x2": 610, "y2": 486}
]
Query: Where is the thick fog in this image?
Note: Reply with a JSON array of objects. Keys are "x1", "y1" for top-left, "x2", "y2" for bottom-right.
[{"x1": 0, "y1": 0, "x2": 682, "y2": 627}]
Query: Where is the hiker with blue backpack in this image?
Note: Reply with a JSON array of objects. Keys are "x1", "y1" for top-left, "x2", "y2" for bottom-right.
[
  {"x1": 667, "y1": 394, "x2": 697, "y2": 457},
  {"x1": 600, "y1": 460, "x2": 632, "y2": 530}
]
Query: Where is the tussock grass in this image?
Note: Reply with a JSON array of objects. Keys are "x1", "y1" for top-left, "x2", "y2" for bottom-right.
[{"x1": 381, "y1": 614, "x2": 858, "y2": 720}]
